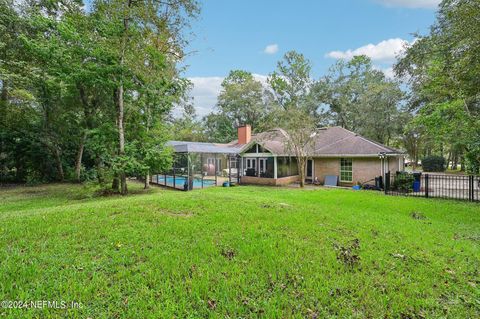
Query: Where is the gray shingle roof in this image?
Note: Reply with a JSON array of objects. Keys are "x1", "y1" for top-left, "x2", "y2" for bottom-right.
[
  {"x1": 168, "y1": 127, "x2": 403, "y2": 157},
  {"x1": 241, "y1": 126, "x2": 403, "y2": 157}
]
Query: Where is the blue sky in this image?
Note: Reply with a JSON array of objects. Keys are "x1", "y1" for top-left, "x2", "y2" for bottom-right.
[{"x1": 183, "y1": 0, "x2": 440, "y2": 116}]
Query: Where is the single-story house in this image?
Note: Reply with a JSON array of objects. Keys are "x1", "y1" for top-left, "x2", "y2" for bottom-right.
[{"x1": 163, "y1": 125, "x2": 404, "y2": 189}]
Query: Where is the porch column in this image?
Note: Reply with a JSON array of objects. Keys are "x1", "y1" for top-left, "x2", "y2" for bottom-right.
[
  {"x1": 256, "y1": 157, "x2": 260, "y2": 177},
  {"x1": 214, "y1": 153, "x2": 218, "y2": 186},
  {"x1": 228, "y1": 155, "x2": 231, "y2": 184},
  {"x1": 273, "y1": 156, "x2": 277, "y2": 179}
]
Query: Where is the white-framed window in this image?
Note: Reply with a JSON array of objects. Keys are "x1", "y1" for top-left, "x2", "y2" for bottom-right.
[
  {"x1": 246, "y1": 158, "x2": 256, "y2": 169},
  {"x1": 259, "y1": 158, "x2": 267, "y2": 173},
  {"x1": 340, "y1": 158, "x2": 353, "y2": 182},
  {"x1": 229, "y1": 157, "x2": 238, "y2": 169},
  {"x1": 207, "y1": 158, "x2": 221, "y2": 169}
]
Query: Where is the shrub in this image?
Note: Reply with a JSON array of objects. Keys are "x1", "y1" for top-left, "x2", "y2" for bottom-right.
[
  {"x1": 422, "y1": 155, "x2": 445, "y2": 172},
  {"x1": 392, "y1": 172, "x2": 415, "y2": 193}
]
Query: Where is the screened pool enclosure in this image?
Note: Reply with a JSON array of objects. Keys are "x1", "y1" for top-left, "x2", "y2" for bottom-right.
[{"x1": 151, "y1": 141, "x2": 242, "y2": 191}]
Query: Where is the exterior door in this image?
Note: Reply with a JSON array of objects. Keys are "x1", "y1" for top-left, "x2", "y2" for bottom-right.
[
  {"x1": 245, "y1": 158, "x2": 257, "y2": 176},
  {"x1": 306, "y1": 159, "x2": 314, "y2": 180},
  {"x1": 259, "y1": 158, "x2": 267, "y2": 174}
]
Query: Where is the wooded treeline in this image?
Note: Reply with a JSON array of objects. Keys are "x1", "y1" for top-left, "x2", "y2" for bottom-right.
[
  {"x1": 0, "y1": 0, "x2": 199, "y2": 193},
  {"x1": 1, "y1": 0, "x2": 479, "y2": 191}
]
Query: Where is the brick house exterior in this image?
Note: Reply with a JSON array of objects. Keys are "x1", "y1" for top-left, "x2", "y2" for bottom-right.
[{"x1": 234, "y1": 125, "x2": 404, "y2": 187}]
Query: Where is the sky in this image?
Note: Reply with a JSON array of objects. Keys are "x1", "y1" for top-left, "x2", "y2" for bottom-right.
[{"x1": 182, "y1": 0, "x2": 441, "y2": 117}]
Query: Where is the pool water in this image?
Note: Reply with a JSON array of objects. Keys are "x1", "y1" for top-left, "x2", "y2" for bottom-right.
[{"x1": 153, "y1": 175, "x2": 216, "y2": 188}]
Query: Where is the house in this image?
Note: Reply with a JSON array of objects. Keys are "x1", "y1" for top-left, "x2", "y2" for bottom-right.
[
  {"x1": 163, "y1": 125, "x2": 404, "y2": 190},
  {"x1": 235, "y1": 125, "x2": 404, "y2": 187}
]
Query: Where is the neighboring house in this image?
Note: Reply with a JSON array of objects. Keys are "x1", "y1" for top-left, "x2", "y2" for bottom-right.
[{"x1": 166, "y1": 124, "x2": 404, "y2": 189}]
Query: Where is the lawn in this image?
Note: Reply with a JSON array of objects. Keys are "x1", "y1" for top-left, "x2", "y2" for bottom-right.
[{"x1": 0, "y1": 183, "x2": 479, "y2": 318}]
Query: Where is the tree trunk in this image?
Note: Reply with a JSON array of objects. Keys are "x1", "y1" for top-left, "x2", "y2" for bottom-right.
[
  {"x1": 117, "y1": 84, "x2": 127, "y2": 195},
  {"x1": 144, "y1": 172, "x2": 150, "y2": 189},
  {"x1": 298, "y1": 157, "x2": 306, "y2": 188},
  {"x1": 112, "y1": 176, "x2": 119, "y2": 192},
  {"x1": 95, "y1": 155, "x2": 105, "y2": 185},
  {"x1": 115, "y1": 4, "x2": 131, "y2": 195},
  {"x1": 53, "y1": 146, "x2": 64, "y2": 181},
  {"x1": 1, "y1": 82, "x2": 7, "y2": 102},
  {"x1": 74, "y1": 130, "x2": 87, "y2": 182}
]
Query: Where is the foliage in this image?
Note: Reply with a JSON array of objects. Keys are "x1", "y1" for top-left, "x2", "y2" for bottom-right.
[
  {"x1": 422, "y1": 155, "x2": 446, "y2": 172},
  {"x1": 203, "y1": 70, "x2": 271, "y2": 142},
  {"x1": 315, "y1": 55, "x2": 405, "y2": 145},
  {"x1": 1, "y1": 183, "x2": 479, "y2": 318},
  {"x1": 0, "y1": 0, "x2": 199, "y2": 191},
  {"x1": 395, "y1": 0, "x2": 480, "y2": 173},
  {"x1": 392, "y1": 172, "x2": 415, "y2": 193},
  {"x1": 171, "y1": 102, "x2": 206, "y2": 142},
  {"x1": 268, "y1": 51, "x2": 318, "y2": 187}
]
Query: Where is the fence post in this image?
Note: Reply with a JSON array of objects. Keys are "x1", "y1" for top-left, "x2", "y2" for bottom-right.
[
  {"x1": 173, "y1": 168, "x2": 176, "y2": 189},
  {"x1": 469, "y1": 175, "x2": 473, "y2": 202},
  {"x1": 384, "y1": 172, "x2": 390, "y2": 194},
  {"x1": 425, "y1": 174, "x2": 429, "y2": 198}
]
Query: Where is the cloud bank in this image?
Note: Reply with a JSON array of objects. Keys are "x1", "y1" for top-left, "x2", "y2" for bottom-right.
[
  {"x1": 375, "y1": 0, "x2": 440, "y2": 9},
  {"x1": 326, "y1": 38, "x2": 410, "y2": 63}
]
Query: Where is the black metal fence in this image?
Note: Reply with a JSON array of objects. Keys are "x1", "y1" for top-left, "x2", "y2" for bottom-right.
[{"x1": 385, "y1": 172, "x2": 479, "y2": 202}]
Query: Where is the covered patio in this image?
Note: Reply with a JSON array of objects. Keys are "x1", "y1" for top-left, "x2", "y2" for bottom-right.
[{"x1": 239, "y1": 142, "x2": 300, "y2": 186}]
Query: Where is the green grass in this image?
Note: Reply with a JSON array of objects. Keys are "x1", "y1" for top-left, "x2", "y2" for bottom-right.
[{"x1": 0, "y1": 183, "x2": 479, "y2": 318}]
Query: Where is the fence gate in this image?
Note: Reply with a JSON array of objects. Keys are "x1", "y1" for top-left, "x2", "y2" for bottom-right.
[{"x1": 384, "y1": 172, "x2": 479, "y2": 202}]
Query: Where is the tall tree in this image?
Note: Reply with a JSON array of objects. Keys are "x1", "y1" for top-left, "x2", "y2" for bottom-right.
[
  {"x1": 395, "y1": 0, "x2": 480, "y2": 173},
  {"x1": 269, "y1": 51, "x2": 318, "y2": 187},
  {"x1": 92, "y1": 0, "x2": 199, "y2": 194},
  {"x1": 203, "y1": 70, "x2": 271, "y2": 142},
  {"x1": 315, "y1": 55, "x2": 405, "y2": 145},
  {"x1": 171, "y1": 101, "x2": 206, "y2": 142}
]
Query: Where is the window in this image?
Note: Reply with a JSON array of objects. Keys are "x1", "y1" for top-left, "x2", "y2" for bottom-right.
[
  {"x1": 246, "y1": 158, "x2": 256, "y2": 169},
  {"x1": 229, "y1": 157, "x2": 238, "y2": 169},
  {"x1": 340, "y1": 158, "x2": 353, "y2": 182},
  {"x1": 207, "y1": 158, "x2": 221, "y2": 169}
]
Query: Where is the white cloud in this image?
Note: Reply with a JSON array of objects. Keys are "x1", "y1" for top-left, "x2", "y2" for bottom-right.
[
  {"x1": 186, "y1": 76, "x2": 224, "y2": 117},
  {"x1": 374, "y1": 66, "x2": 395, "y2": 79},
  {"x1": 326, "y1": 38, "x2": 411, "y2": 63},
  {"x1": 185, "y1": 74, "x2": 269, "y2": 118},
  {"x1": 263, "y1": 44, "x2": 279, "y2": 55},
  {"x1": 375, "y1": 0, "x2": 440, "y2": 9}
]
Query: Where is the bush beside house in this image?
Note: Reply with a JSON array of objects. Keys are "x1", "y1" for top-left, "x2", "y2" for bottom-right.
[{"x1": 422, "y1": 155, "x2": 446, "y2": 172}]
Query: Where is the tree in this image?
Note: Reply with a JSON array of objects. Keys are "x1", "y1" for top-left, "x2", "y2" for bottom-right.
[
  {"x1": 202, "y1": 112, "x2": 236, "y2": 143},
  {"x1": 395, "y1": 0, "x2": 480, "y2": 173},
  {"x1": 92, "y1": 0, "x2": 200, "y2": 194},
  {"x1": 315, "y1": 56, "x2": 405, "y2": 145},
  {"x1": 268, "y1": 51, "x2": 318, "y2": 116},
  {"x1": 171, "y1": 100, "x2": 206, "y2": 142},
  {"x1": 269, "y1": 51, "x2": 318, "y2": 187},
  {"x1": 0, "y1": 0, "x2": 199, "y2": 188},
  {"x1": 203, "y1": 70, "x2": 271, "y2": 142}
]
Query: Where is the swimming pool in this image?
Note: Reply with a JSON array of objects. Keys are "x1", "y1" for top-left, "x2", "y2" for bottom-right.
[{"x1": 152, "y1": 175, "x2": 216, "y2": 189}]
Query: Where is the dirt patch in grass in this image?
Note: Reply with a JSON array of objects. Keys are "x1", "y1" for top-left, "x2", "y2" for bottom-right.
[
  {"x1": 333, "y1": 238, "x2": 361, "y2": 268},
  {"x1": 220, "y1": 247, "x2": 236, "y2": 260},
  {"x1": 157, "y1": 209, "x2": 195, "y2": 218},
  {"x1": 411, "y1": 211, "x2": 427, "y2": 220}
]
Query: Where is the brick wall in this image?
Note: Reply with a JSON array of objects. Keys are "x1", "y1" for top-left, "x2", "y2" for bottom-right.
[
  {"x1": 313, "y1": 158, "x2": 339, "y2": 184},
  {"x1": 313, "y1": 156, "x2": 403, "y2": 186},
  {"x1": 352, "y1": 158, "x2": 382, "y2": 185}
]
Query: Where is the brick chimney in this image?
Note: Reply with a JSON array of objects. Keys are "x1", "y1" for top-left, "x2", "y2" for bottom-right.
[{"x1": 237, "y1": 124, "x2": 251, "y2": 145}]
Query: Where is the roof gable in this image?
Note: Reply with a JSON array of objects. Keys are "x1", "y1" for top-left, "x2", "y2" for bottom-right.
[{"x1": 238, "y1": 126, "x2": 403, "y2": 157}]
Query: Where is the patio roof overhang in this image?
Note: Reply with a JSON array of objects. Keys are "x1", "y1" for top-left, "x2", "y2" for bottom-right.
[{"x1": 167, "y1": 141, "x2": 242, "y2": 154}]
